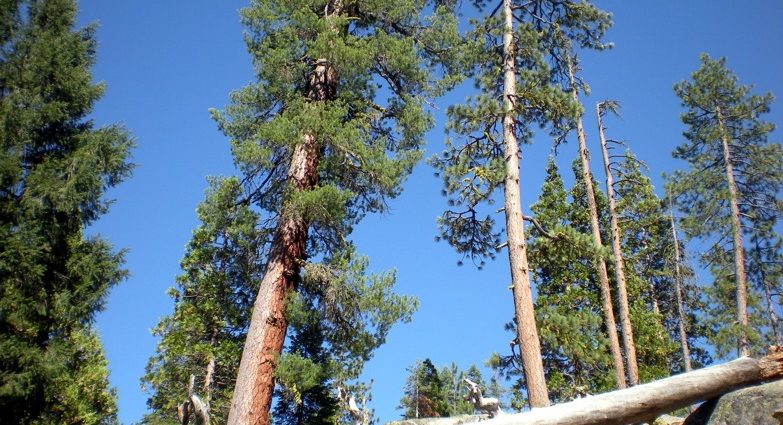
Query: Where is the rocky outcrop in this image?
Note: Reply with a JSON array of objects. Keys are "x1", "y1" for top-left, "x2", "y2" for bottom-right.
[
  {"x1": 386, "y1": 414, "x2": 486, "y2": 425},
  {"x1": 684, "y1": 379, "x2": 783, "y2": 425}
]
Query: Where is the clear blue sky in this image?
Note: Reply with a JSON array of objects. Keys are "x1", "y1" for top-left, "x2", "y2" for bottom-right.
[{"x1": 77, "y1": 1, "x2": 783, "y2": 423}]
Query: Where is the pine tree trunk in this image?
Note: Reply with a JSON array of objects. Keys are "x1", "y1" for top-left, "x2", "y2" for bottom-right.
[
  {"x1": 669, "y1": 196, "x2": 692, "y2": 372},
  {"x1": 227, "y1": 59, "x2": 334, "y2": 425},
  {"x1": 755, "y1": 239, "x2": 782, "y2": 345},
  {"x1": 596, "y1": 103, "x2": 639, "y2": 386},
  {"x1": 566, "y1": 58, "x2": 626, "y2": 389},
  {"x1": 639, "y1": 230, "x2": 662, "y2": 316},
  {"x1": 715, "y1": 105, "x2": 750, "y2": 357},
  {"x1": 501, "y1": 0, "x2": 549, "y2": 408}
]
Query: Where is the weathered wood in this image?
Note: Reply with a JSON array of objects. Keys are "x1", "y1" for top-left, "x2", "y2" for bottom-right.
[{"x1": 483, "y1": 352, "x2": 783, "y2": 425}]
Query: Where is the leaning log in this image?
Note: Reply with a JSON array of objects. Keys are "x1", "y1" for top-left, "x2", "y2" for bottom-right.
[{"x1": 484, "y1": 352, "x2": 783, "y2": 425}]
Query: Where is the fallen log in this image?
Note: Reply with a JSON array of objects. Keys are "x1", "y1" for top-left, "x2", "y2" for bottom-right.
[{"x1": 484, "y1": 351, "x2": 783, "y2": 425}]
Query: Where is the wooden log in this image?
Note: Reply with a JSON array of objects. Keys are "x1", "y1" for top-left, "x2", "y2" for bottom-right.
[{"x1": 484, "y1": 352, "x2": 783, "y2": 425}]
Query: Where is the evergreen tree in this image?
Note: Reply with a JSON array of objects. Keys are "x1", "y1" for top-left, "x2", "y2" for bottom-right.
[
  {"x1": 397, "y1": 359, "x2": 448, "y2": 419},
  {"x1": 437, "y1": 363, "x2": 474, "y2": 416},
  {"x1": 142, "y1": 178, "x2": 261, "y2": 424},
  {"x1": 212, "y1": 0, "x2": 458, "y2": 422},
  {"x1": 530, "y1": 159, "x2": 614, "y2": 402},
  {"x1": 565, "y1": 58, "x2": 630, "y2": 387},
  {"x1": 430, "y1": 0, "x2": 611, "y2": 407},
  {"x1": 669, "y1": 54, "x2": 782, "y2": 357},
  {"x1": 0, "y1": 1, "x2": 133, "y2": 423},
  {"x1": 607, "y1": 152, "x2": 679, "y2": 381}
]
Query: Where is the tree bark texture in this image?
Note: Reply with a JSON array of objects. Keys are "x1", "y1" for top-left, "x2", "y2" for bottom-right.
[
  {"x1": 566, "y1": 58, "x2": 625, "y2": 389},
  {"x1": 484, "y1": 352, "x2": 783, "y2": 425},
  {"x1": 501, "y1": 0, "x2": 549, "y2": 408},
  {"x1": 227, "y1": 59, "x2": 335, "y2": 425},
  {"x1": 715, "y1": 105, "x2": 750, "y2": 357},
  {"x1": 596, "y1": 103, "x2": 639, "y2": 385},
  {"x1": 669, "y1": 196, "x2": 692, "y2": 372}
]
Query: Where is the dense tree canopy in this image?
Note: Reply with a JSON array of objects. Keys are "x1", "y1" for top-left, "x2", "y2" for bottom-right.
[{"x1": 0, "y1": 0, "x2": 133, "y2": 423}]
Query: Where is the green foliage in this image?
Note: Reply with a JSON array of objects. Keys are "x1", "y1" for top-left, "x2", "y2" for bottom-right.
[
  {"x1": 206, "y1": 0, "x2": 455, "y2": 421},
  {"x1": 431, "y1": 0, "x2": 610, "y2": 265},
  {"x1": 398, "y1": 360, "x2": 495, "y2": 419},
  {"x1": 273, "y1": 248, "x2": 417, "y2": 424},
  {"x1": 0, "y1": 1, "x2": 132, "y2": 423},
  {"x1": 528, "y1": 159, "x2": 615, "y2": 402},
  {"x1": 614, "y1": 153, "x2": 711, "y2": 373},
  {"x1": 211, "y1": 0, "x2": 460, "y2": 250},
  {"x1": 141, "y1": 178, "x2": 261, "y2": 424},
  {"x1": 668, "y1": 54, "x2": 782, "y2": 357},
  {"x1": 397, "y1": 359, "x2": 448, "y2": 419}
]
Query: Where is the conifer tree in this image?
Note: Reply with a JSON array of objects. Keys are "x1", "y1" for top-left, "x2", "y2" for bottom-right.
[
  {"x1": 533, "y1": 159, "x2": 614, "y2": 401},
  {"x1": 397, "y1": 359, "x2": 448, "y2": 419},
  {"x1": 437, "y1": 363, "x2": 474, "y2": 416},
  {"x1": 493, "y1": 159, "x2": 616, "y2": 404},
  {"x1": 564, "y1": 58, "x2": 631, "y2": 387},
  {"x1": 431, "y1": 0, "x2": 610, "y2": 407},
  {"x1": 612, "y1": 153, "x2": 711, "y2": 376},
  {"x1": 142, "y1": 178, "x2": 261, "y2": 424},
  {"x1": 669, "y1": 54, "x2": 782, "y2": 357},
  {"x1": 595, "y1": 104, "x2": 676, "y2": 382},
  {"x1": 212, "y1": 0, "x2": 457, "y2": 423},
  {"x1": 0, "y1": 1, "x2": 132, "y2": 423}
]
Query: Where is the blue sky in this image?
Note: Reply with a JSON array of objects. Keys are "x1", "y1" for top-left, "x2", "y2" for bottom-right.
[{"x1": 77, "y1": 1, "x2": 783, "y2": 423}]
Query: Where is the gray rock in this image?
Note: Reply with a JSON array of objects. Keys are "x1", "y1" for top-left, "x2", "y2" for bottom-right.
[
  {"x1": 652, "y1": 414, "x2": 685, "y2": 425},
  {"x1": 385, "y1": 414, "x2": 486, "y2": 425},
  {"x1": 684, "y1": 379, "x2": 783, "y2": 425}
]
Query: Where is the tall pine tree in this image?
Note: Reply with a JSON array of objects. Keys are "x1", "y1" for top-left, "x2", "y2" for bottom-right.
[
  {"x1": 530, "y1": 159, "x2": 615, "y2": 402},
  {"x1": 0, "y1": 0, "x2": 133, "y2": 423},
  {"x1": 212, "y1": 0, "x2": 458, "y2": 422},
  {"x1": 431, "y1": 0, "x2": 611, "y2": 407},
  {"x1": 669, "y1": 54, "x2": 782, "y2": 357}
]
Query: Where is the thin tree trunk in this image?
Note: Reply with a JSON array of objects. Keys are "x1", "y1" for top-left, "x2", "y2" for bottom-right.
[
  {"x1": 715, "y1": 105, "x2": 750, "y2": 357},
  {"x1": 227, "y1": 58, "x2": 335, "y2": 425},
  {"x1": 484, "y1": 352, "x2": 783, "y2": 425},
  {"x1": 755, "y1": 239, "x2": 782, "y2": 345},
  {"x1": 566, "y1": 57, "x2": 626, "y2": 389},
  {"x1": 596, "y1": 102, "x2": 639, "y2": 386},
  {"x1": 501, "y1": 0, "x2": 549, "y2": 407},
  {"x1": 669, "y1": 195, "x2": 692, "y2": 372},
  {"x1": 639, "y1": 230, "x2": 661, "y2": 316},
  {"x1": 204, "y1": 335, "x2": 216, "y2": 404}
]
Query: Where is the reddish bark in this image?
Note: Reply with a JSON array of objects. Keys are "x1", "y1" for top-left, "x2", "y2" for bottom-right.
[{"x1": 227, "y1": 60, "x2": 334, "y2": 425}]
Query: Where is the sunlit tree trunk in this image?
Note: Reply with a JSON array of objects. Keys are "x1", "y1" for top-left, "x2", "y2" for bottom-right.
[
  {"x1": 228, "y1": 60, "x2": 334, "y2": 425},
  {"x1": 755, "y1": 239, "x2": 782, "y2": 346},
  {"x1": 669, "y1": 196, "x2": 692, "y2": 372},
  {"x1": 715, "y1": 105, "x2": 749, "y2": 357},
  {"x1": 596, "y1": 102, "x2": 639, "y2": 385},
  {"x1": 566, "y1": 57, "x2": 626, "y2": 389},
  {"x1": 502, "y1": 0, "x2": 549, "y2": 407}
]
